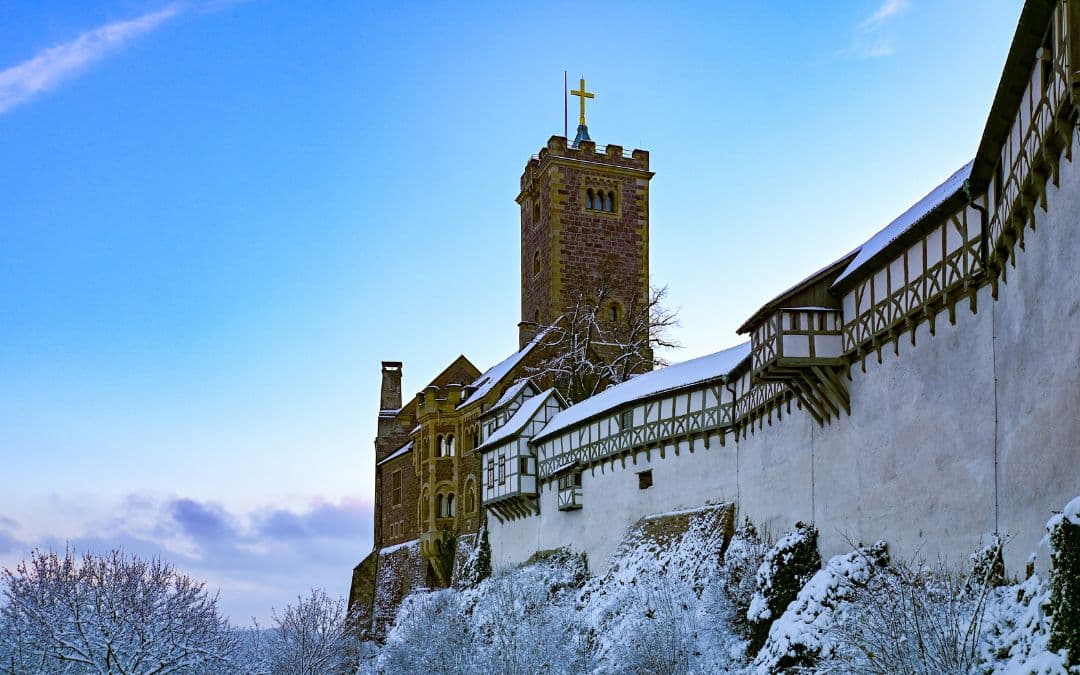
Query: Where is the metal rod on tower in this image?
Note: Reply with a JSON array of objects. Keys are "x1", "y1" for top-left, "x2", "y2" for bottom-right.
[{"x1": 564, "y1": 70, "x2": 568, "y2": 139}]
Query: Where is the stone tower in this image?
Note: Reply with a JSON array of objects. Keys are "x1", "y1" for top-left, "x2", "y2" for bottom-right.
[{"x1": 516, "y1": 135, "x2": 654, "y2": 348}]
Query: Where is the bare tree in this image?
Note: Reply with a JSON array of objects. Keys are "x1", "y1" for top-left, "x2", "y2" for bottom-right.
[
  {"x1": 0, "y1": 548, "x2": 239, "y2": 675},
  {"x1": 260, "y1": 589, "x2": 358, "y2": 675},
  {"x1": 527, "y1": 284, "x2": 679, "y2": 403}
]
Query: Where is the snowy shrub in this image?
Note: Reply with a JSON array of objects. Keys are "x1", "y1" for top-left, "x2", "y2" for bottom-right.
[
  {"x1": 827, "y1": 554, "x2": 990, "y2": 675},
  {"x1": 1048, "y1": 496, "x2": 1080, "y2": 666},
  {"x1": 980, "y1": 573, "x2": 1076, "y2": 673},
  {"x1": 0, "y1": 548, "x2": 239, "y2": 674},
  {"x1": 255, "y1": 589, "x2": 359, "y2": 675},
  {"x1": 376, "y1": 589, "x2": 473, "y2": 674},
  {"x1": 753, "y1": 541, "x2": 888, "y2": 673},
  {"x1": 719, "y1": 519, "x2": 770, "y2": 640},
  {"x1": 746, "y1": 521, "x2": 821, "y2": 655},
  {"x1": 455, "y1": 523, "x2": 492, "y2": 589}
]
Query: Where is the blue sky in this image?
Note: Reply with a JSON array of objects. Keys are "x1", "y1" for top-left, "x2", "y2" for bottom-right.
[{"x1": 0, "y1": 0, "x2": 1023, "y2": 622}]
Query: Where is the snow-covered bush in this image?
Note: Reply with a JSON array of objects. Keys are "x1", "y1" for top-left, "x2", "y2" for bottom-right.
[
  {"x1": 980, "y1": 572, "x2": 1076, "y2": 673},
  {"x1": 753, "y1": 541, "x2": 887, "y2": 673},
  {"x1": 0, "y1": 548, "x2": 239, "y2": 674},
  {"x1": 455, "y1": 522, "x2": 491, "y2": 589},
  {"x1": 254, "y1": 589, "x2": 359, "y2": 675},
  {"x1": 1048, "y1": 496, "x2": 1080, "y2": 666},
  {"x1": 746, "y1": 521, "x2": 821, "y2": 655},
  {"x1": 718, "y1": 519, "x2": 770, "y2": 640},
  {"x1": 374, "y1": 589, "x2": 473, "y2": 674}
]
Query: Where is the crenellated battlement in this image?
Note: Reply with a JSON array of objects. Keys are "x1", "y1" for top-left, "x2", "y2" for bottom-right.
[{"x1": 519, "y1": 135, "x2": 650, "y2": 194}]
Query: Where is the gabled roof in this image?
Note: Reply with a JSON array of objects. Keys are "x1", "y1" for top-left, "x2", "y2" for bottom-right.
[
  {"x1": 737, "y1": 250, "x2": 857, "y2": 334},
  {"x1": 424, "y1": 354, "x2": 481, "y2": 391},
  {"x1": 476, "y1": 388, "x2": 563, "y2": 453},
  {"x1": 458, "y1": 329, "x2": 548, "y2": 409},
  {"x1": 533, "y1": 342, "x2": 751, "y2": 443},
  {"x1": 831, "y1": 160, "x2": 974, "y2": 294},
  {"x1": 479, "y1": 379, "x2": 538, "y2": 420},
  {"x1": 376, "y1": 440, "x2": 413, "y2": 467}
]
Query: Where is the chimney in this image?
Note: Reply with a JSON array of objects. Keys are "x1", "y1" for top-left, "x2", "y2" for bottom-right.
[{"x1": 380, "y1": 361, "x2": 403, "y2": 412}]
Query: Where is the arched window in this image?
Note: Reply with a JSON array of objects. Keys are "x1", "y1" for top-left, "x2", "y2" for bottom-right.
[
  {"x1": 609, "y1": 303, "x2": 619, "y2": 323},
  {"x1": 532, "y1": 251, "x2": 541, "y2": 277},
  {"x1": 445, "y1": 435, "x2": 455, "y2": 457},
  {"x1": 446, "y1": 493, "x2": 456, "y2": 518},
  {"x1": 435, "y1": 435, "x2": 444, "y2": 458},
  {"x1": 602, "y1": 192, "x2": 611, "y2": 212},
  {"x1": 585, "y1": 188, "x2": 594, "y2": 209},
  {"x1": 464, "y1": 479, "x2": 477, "y2": 513},
  {"x1": 436, "y1": 494, "x2": 445, "y2": 518},
  {"x1": 607, "y1": 191, "x2": 616, "y2": 212},
  {"x1": 532, "y1": 200, "x2": 540, "y2": 223},
  {"x1": 420, "y1": 490, "x2": 430, "y2": 522}
]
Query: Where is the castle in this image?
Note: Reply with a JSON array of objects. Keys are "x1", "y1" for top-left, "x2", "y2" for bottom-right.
[{"x1": 351, "y1": 0, "x2": 1080, "y2": 637}]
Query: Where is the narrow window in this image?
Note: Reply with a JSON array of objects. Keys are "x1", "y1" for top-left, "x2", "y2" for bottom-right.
[
  {"x1": 436, "y1": 494, "x2": 445, "y2": 518},
  {"x1": 608, "y1": 191, "x2": 616, "y2": 212},
  {"x1": 619, "y1": 409, "x2": 633, "y2": 430},
  {"x1": 532, "y1": 251, "x2": 541, "y2": 277},
  {"x1": 435, "y1": 435, "x2": 444, "y2": 458},
  {"x1": 487, "y1": 459, "x2": 494, "y2": 487},
  {"x1": 391, "y1": 470, "x2": 402, "y2": 506},
  {"x1": 445, "y1": 435, "x2": 455, "y2": 457},
  {"x1": 609, "y1": 303, "x2": 619, "y2": 323},
  {"x1": 447, "y1": 493, "x2": 456, "y2": 517},
  {"x1": 498, "y1": 455, "x2": 506, "y2": 484},
  {"x1": 586, "y1": 188, "x2": 594, "y2": 209},
  {"x1": 638, "y1": 469, "x2": 653, "y2": 490},
  {"x1": 519, "y1": 456, "x2": 529, "y2": 474},
  {"x1": 532, "y1": 200, "x2": 540, "y2": 224}
]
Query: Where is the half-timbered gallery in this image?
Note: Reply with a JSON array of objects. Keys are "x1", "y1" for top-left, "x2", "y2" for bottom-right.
[{"x1": 351, "y1": 0, "x2": 1080, "y2": 636}]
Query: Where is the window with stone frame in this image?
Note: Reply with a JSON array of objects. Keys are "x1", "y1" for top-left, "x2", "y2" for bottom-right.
[{"x1": 391, "y1": 470, "x2": 402, "y2": 505}]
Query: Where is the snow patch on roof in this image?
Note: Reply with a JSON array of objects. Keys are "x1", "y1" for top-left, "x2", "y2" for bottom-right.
[
  {"x1": 378, "y1": 538, "x2": 419, "y2": 555},
  {"x1": 833, "y1": 160, "x2": 973, "y2": 287},
  {"x1": 376, "y1": 441, "x2": 413, "y2": 467},
  {"x1": 535, "y1": 342, "x2": 751, "y2": 441},
  {"x1": 459, "y1": 330, "x2": 547, "y2": 408},
  {"x1": 477, "y1": 389, "x2": 559, "y2": 453},
  {"x1": 490, "y1": 379, "x2": 532, "y2": 412}
]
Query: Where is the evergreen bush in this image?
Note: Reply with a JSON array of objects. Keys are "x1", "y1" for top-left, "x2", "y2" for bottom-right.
[
  {"x1": 1047, "y1": 499, "x2": 1080, "y2": 667},
  {"x1": 746, "y1": 521, "x2": 821, "y2": 656}
]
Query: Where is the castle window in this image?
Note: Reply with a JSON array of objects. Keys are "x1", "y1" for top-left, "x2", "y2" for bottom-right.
[
  {"x1": 435, "y1": 435, "x2": 444, "y2": 458},
  {"x1": 436, "y1": 493, "x2": 445, "y2": 518},
  {"x1": 619, "y1": 409, "x2": 632, "y2": 430},
  {"x1": 638, "y1": 469, "x2": 653, "y2": 490},
  {"x1": 609, "y1": 303, "x2": 620, "y2": 323},
  {"x1": 586, "y1": 188, "x2": 595, "y2": 210},
  {"x1": 445, "y1": 434, "x2": 455, "y2": 457},
  {"x1": 601, "y1": 191, "x2": 611, "y2": 212},
  {"x1": 464, "y1": 479, "x2": 476, "y2": 513},
  {"x1": 607, "y1": 191, "x2": 616, "y2": 212},
  {"x1": 487, "y1": 459, "x2": 494, "y2": 487},
  {"x1": 420, "y1": 490, "x2": 430, "y2": 522},
  {"x1": 391, "y1": 470, "x2": 402, "y2": 506},
  {"x1": 519, "y1": 456, "x2": 529, "y2": 474},
  {"x1": 532, "y1": 251, "x2": 541, "y2": 277},
  {"x1": 446, "y1": 493, "x2": 456, "y2": 518},
  {"x1": 532, "y1": 199, "x2": 540, "y2": 224},
  {"x1": 498, "y1": 455, "x2": 506, "y2": 484}
]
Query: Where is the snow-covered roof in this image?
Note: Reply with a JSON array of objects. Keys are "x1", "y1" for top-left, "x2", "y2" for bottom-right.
[
  {"x1": 458, "y1": 330, "x2": 547, "y2": 408},
  {"x1": 487, "y1": 379, "x2": 534, "y2": 415},
  {"x1": 833, "y1": 160, "x2": 973, "y2": 288},
  {"x1": 376, "y1": 441, "x2": 413, "y2": 467},
  {"x1": 476, "y1": 389, "x2": 559, "y2": 453},
  {"x1": 534, "y1": 342, "x2": 751, "y2": 442}
]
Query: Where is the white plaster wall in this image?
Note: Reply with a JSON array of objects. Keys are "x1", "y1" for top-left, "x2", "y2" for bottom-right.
[{"x1": 487, "y1": 132, "x2": 1080, "y2": 577}]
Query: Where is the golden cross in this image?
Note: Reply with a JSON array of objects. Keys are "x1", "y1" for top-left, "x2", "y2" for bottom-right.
[{"x1": 570, "y1": 77, "x2": 594, "y2": 126}]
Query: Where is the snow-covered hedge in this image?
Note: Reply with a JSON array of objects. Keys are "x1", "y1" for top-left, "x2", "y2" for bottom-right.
[
  {"x1": 746, "y1": 521, "x2": 821, "y2": 655},
  {"x1": 1048, "y1": 495, "x2": 1080, "y2": 666}
]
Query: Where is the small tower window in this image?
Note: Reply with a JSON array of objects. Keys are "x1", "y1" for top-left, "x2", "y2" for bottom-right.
[
  {"x1": 532, "y1": 199, "x2": 540, "y2": 224},
  {"x1": 607, "y1": 191, "x2": 616, "y2": 212},
  {"x1": 435, "y1": 435, "x2": 444, "y2": 458},
  {"x1": 609, "y1": 303, "x2": 619, "y2": 323},
  {"x1": 436, "y1": 493, "x2": 445, "y2": 518},
  {"x1": 445, "y1": 435, "x2": 455, "y2": 457},
  {"x1": 585, "y1": 188, "x2": 595, "y2": 210},
  {"x1": 602, "y1": 192, "x2": 611, "y2": 211},
  {"x1": 532, "y1": 251, "x2": 541, "y2": 277},
  {"x1": 446, "y1": 493, "x2": 456, "y2": 517}
]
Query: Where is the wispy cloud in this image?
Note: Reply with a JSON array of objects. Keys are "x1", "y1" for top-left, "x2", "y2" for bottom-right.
[
  {"x1": 0, "y1": 4, "x2": 183, "y2": 115},
  {"x1": 845, "y1": 0, "x2": 912, "y2": 59}
]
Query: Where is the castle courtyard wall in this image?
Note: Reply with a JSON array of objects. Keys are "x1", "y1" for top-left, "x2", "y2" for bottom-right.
[{"x1": 488, "y1": 132, "x2": 1080, "y2": 577}]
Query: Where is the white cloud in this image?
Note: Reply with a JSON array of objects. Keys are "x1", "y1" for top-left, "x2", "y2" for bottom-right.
[
  {"x1": 860, "y1": 0, "x2": 912, "y2": 31},
  {"x1": 0, "y1": 4, "x2": 182, "y2": 115}
]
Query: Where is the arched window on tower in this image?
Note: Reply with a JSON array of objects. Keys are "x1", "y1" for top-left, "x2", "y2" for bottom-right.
[
  {"x1": 436, "y1": 493, "x2": 445, "y2": 518},
  {"x1": 601, "y1": 191, "x2": 611, "y2": 212},
  {"x1": 532, "y1": 200, "x2": 540, "y2": 223},
  {"x1": 420, "y1": 490, "x2": 430, "y2": 522},
  {"x1": 435, "y1": 435, "x2": 444, "y2": 458},
  {"x1": 607, "y1": 191, "x2": 616, "y2": 212},
  {"x1": 446, "y1": 493, "x2": 456, "y2": 518},
  {"x1": 445, "y1": 435, "x2": 455, "y2": 457},
  {"x1": 585, "y1": 188, "x2": 594, "y2": 210},
  {"x1": 609, "y1": 303, "x2": 619, "y2": 323},
  {"x1": 464, "y1": 478, "x2": 476, "y2": 513},
  {"x1": 532, "y1": 251, "x2": 541, "y2": 277}
]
